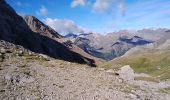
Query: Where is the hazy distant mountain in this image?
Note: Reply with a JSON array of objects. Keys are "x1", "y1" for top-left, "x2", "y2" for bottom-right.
[
  {"x1": 0, "y1": 0, "x2": 98, "y2": 67},
  {"x1": 111, "y1": 35, "x2": 152, "y2": 57},
  {"x1": 65, "y1": 30, "x2": 154, "y2": 60},
  {"x1": 104, "y1": 31, "x2": 170, "y2": 80}
]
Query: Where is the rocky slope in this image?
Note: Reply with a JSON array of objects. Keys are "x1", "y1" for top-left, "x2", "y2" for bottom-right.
[
  {"x1": 0, "y1": 41, "x2": 170, "y2": 100},
  {"x1": 24, "y1": 16, "x2": 63, "y2": 41},
  {"x1": 0, "y1": 0, "x2": 98, "y2": 67}
]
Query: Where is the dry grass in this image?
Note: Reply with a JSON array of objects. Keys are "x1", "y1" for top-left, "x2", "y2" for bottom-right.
[
  {"x1": 102, "y1": 50, "x2": 170, "y2": 80},
  {"x1": 134, "y1": 76, "x2": 159, "y2": 83}
]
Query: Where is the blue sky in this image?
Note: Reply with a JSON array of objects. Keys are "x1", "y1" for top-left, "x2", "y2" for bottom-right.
[{"x1": 6, "y1": 0, "x2": 170, "y2": 34}]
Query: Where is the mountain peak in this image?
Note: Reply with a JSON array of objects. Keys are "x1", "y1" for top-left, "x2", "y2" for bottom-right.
[
  {"x1": 24, "y1": 15, "x2": 63, "y2": 39},
  {"x1": 24, "y1": 16, "x2": 38, "y2": 22}
]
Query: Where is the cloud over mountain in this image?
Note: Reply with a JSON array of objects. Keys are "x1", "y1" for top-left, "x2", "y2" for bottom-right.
[
  {"x1": 36, "y1": 6, "x2": 48, "y2": 16},
  {"x1": 71, "y1": 0, "x2": 86, "y2": 8},
  {"x1": 92, "y1": 0, "x2": 110, "y2": 13},
  {"x1": 71, "y1": 0, "x2": 125, "y2": 15},
  {"x1": 44, "y1": 18, "x2": 85, "y2": 34}
]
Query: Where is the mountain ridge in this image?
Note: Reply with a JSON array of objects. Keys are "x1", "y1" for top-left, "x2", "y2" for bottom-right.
[
  {"x1": 0, "y1": 0, "x2": 97, "y2": 67},
  {"x1": 65, "y1": 31, "x2": 154, "y2": 60}
]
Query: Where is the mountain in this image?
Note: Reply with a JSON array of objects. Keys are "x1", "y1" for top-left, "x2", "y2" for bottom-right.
[
  {"x1": 24, "y1": 16, "x2": 102, "y2": 66},
  {"x1": 24, "y1": 16, "x2": 63, "y2": 41},
  {"x1": 103, "y1": 31, "x2": 170, "y2": 80},
  {"x1": 0, "y1": 0, "x2": 97, "y2": 67},
  {"x1": 111, "y1": 35, "x2": 152, "y2": 57},
  {"x1": 65, "y1": 31, "x2": 153, "y2": 60},
  {"x1": 65, "y1": 33, "x2": 78, "y2": 38}
]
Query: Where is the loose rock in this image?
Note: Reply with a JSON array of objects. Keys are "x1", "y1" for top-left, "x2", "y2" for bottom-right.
[{"x1": 0, "y1": 48, "x2": 6, "y2": 54}]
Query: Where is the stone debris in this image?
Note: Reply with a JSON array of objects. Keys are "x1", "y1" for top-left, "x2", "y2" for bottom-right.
[
  {"x1": 0, "y1": 41, "x2": 170, "y2": 100},
  {"x1": 106, "y1": 69, "x2": 115, "y2": 73},
  {"x1": 0, "y1": 48, "x2": 6, "y2": 54},
  {"x1": 39, "y1": 54, "x2": 48, "y2": 59}
]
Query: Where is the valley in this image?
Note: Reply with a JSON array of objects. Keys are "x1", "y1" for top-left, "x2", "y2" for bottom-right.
[{"x1": 0, "y1": 0, "x2": 170, "y2": 99}]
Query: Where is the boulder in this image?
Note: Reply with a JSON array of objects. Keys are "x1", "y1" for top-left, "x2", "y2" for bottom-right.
[
  {"x1": 0, "y1": 48, "x2": 6, "y2": 54},
  {"x1": 116, "y1": 65, "x2": 135, "y2": 81},
  {"x1": 39, "y1": 54, "x2": 48, "y2": 59},
  {"x1": 18, "y1": 50, "x2": 24, "y2": 56},
  {"x1": 4, "y1": 73, "x2": 35, "y2": 85}
]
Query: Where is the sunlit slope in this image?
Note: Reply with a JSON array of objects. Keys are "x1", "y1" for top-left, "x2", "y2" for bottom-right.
[{"x1": 103, "y1": 33, "x2": 170, "y2": 80}]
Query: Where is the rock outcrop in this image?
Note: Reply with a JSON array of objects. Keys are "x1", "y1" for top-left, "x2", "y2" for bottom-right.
[{"x1": 116, "y1": 65, "x2": 135, "y2": 81}]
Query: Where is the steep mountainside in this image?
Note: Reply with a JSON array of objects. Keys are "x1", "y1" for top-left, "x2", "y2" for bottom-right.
[
  {"x1": 24, "y1": 16, "x2": 62, "y2": 38},
  {"x1": 0, "y1": 0, "x2": 97, "y2": 67}
]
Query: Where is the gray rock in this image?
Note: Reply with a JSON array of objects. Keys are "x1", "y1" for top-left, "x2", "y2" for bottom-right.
[
  {"x1": 28, "y1": 51, "x2": 33, "y2": 55},
  {"x1": 4, "y1": 73, "x2": 35, "y2": 85},
  {"x1": 106, "y1": 69, "x2": 115, "y2": 73},
  {"x1": 39, "y1": 54, "x2": 48, "y2": 59},
  {"x1": 4, "y1": 74, "x2": 12, "y2": 81},
  {"x1": 0, "y1": 48, "x2": 6, "y2": 54},
  {"x1": 98, "y1": 68, "x2": 105, "y2": 71},
  {"x1": 18, "y1": 50, "x2": 24, "y2": 56},
  {"x1": 116, "y1": 65, "x2": 135, "y2": 81},
  {"x1": 129, "y1": 93, "x2": 137, "y2": 99}
]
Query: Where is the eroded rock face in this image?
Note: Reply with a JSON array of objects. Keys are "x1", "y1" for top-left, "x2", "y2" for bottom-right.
[{"x1": 116, "y1": 65, "x2": 135, "y2": 81}]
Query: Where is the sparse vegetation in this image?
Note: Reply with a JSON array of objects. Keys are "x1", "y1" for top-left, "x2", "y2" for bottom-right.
[
  {"x1": 103, "y1": 50, "x2": 170, "y2": 80},
  {"x1": 134, "y1": 76, "x2": 159, "y2": 83},
  {"x1": 159, "y1": 87, "x2": 170, "y2": 94}
]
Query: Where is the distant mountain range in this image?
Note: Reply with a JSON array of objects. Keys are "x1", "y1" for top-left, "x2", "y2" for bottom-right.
[{"x1": 64, "y1": 29, "x2": 169, "y2": 60}]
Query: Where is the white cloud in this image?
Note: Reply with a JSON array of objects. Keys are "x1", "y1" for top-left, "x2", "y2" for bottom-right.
[
  {"x1": 71, "y1": 0, "x2": 86, "y2": 8},
  {"x1": 16, "y1": 1, "x2": 30, "y2": 7},
  {"x1": 92, "y1": 0, "x2": 125, "y2": 15},
  {"x1": 71, "y1": 0, "x2": 125, "y2": 16},
  {"x1": 37, "y1": 6, "x2": 48, "y2": 16},
  {"x1": 116, "y1": 0, "x2": 125, "y2": 16},
  {"x1": 44, "y1": 18, "x2": 86, "y2": 34},
  {"x1": 92, "y1": 0, "x2": 110, "y2": 13}
]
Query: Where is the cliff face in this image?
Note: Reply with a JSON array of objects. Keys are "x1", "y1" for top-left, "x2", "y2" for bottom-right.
[{"x1": 0, "y1": 0, "x2": 96, "y2": 66}]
